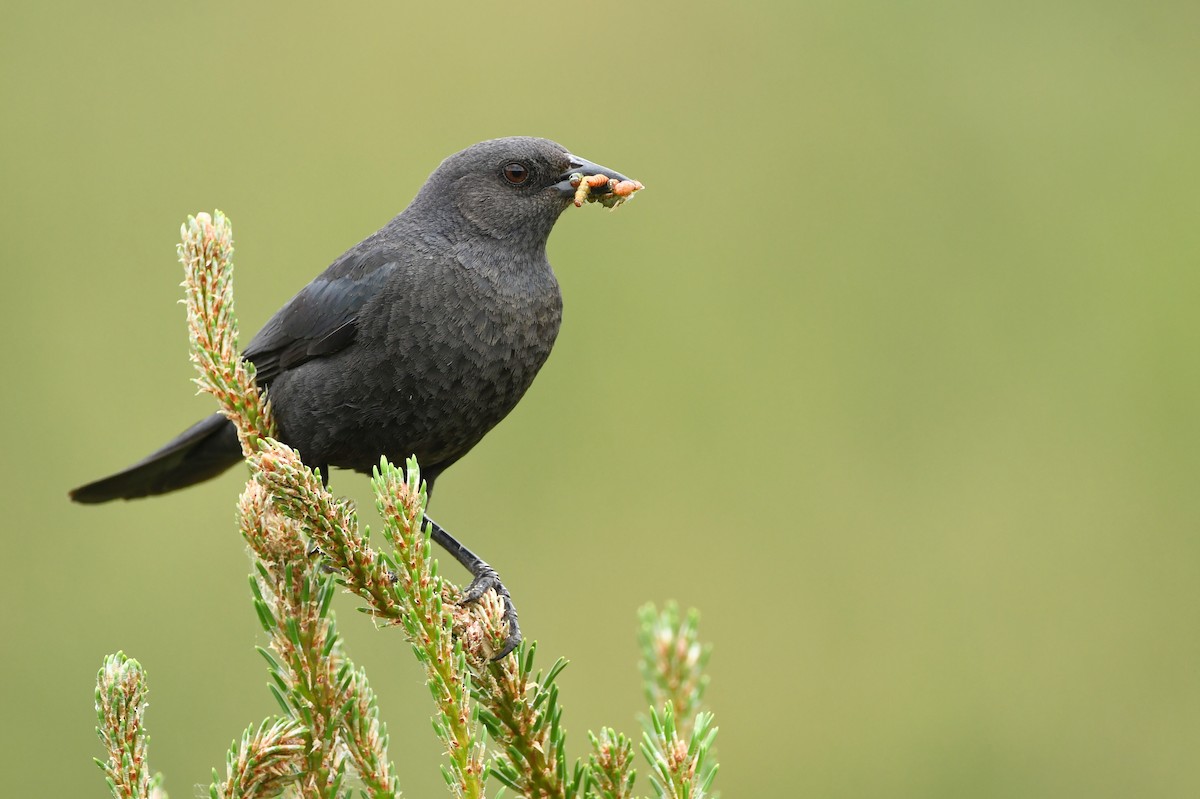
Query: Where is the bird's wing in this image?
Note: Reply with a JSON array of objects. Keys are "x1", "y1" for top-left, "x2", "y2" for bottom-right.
[{"x1": 243, "y1": 247, "x2": 400, "y2": 385}]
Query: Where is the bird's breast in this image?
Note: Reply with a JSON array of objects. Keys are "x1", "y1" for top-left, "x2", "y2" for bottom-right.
[
  {"x1": 271, "y1": 254, "x2": 564, "y2": 474},
  {"x1": 371, "y1": 258, "x2": 562, "y2": 462}
]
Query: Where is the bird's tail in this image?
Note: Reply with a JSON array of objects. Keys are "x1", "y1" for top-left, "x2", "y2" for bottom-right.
[{"x1": 69, "y1": 413, "x2": 243, "y2": 503}]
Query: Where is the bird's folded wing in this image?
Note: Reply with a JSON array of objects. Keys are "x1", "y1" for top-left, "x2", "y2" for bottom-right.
[{"x1": 243, "y1": 248, "x2": 400, "y2": 385}]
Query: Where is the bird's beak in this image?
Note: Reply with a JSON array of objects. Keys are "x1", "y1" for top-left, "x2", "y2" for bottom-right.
[{"x1": 554, "y1": 154, "x2": 635, "y2": 198}]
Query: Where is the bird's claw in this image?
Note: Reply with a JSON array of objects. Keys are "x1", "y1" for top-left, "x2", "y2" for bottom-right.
[{"x1": 460, "y1": 566, "x2": 522, "y2": 660}]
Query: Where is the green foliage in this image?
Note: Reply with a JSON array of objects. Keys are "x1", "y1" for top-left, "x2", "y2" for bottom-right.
[
  {"x1": 94, "y1": 653, "x2": 167, "y2": 799},
  {"x1": 635, "y1": 605, "x2": 718, "y2": 799},
  {"x1": 586, "y1": 729, "x2": 637, "y2": 799},
  {"x1": 91, "y1": 211, "x2": 720, "y2": 799},
  {"x1": 639, "y1": 706, "x2": 718, "y2": 799},
  {"x1": 211, "y1": 719, "x2": 306, "y2": 799},
  {"x1": 469, "y1": 642, "x2": 576, "y2": 797},
  {"x1": 637, "y1": 603, "x2": 712, "y2": 739}
]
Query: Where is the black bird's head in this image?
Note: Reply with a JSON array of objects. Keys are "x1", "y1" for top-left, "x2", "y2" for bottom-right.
[{"x1": 416, "y1": 136, "x2": 635, "y2": 246}]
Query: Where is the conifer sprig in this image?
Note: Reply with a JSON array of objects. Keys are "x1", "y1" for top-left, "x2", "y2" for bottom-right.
[
  {"x1": 637, "y1": 603, "x2": 712, "y2": 740},
  {"x1": 94, "y1": 653, "x2": 167, "y2": 799}
]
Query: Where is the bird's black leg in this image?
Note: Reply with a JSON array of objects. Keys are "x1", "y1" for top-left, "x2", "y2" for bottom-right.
[{"x1": 424, "y1": 515, "x2": 521, "y2": 659}]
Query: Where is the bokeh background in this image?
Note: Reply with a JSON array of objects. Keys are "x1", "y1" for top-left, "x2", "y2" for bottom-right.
[{"x1": 3, "y1": 2, "x2": 1199, "y2": 796}]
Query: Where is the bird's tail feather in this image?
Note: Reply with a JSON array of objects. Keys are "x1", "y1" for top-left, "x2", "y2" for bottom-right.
[{"x1": 69, "y1": 413, "x2": 243, "y2": 503}]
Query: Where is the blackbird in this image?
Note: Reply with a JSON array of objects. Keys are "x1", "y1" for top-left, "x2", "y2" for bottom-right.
[{"x1": 70, "y1": 136, "x2": 640, "y2": 657}]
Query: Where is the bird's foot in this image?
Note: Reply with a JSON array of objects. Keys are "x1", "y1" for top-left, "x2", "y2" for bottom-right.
[{"x1": 460, "y1": 565, "x2": 522, "y2": 660}]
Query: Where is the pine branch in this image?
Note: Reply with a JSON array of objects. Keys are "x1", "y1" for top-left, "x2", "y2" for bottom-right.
[
  {"x1": 637, "y1": 603, "x2": 711, "y2": 740},
  {"x1": 639, "y1": 706, "x2": 718, "y2": 799},
  {"x1": 373, "y1": 456, "x2": 488, "y2": 798},
  {"x1": 182, "y1": 210, "x2": 399, "y2": 799},
  {"x1": 585, "y1": 728, "x2": 638, "y2": 799},
  {"x1": 178, "y1": 211, "x2": 275, "y2": 452},
  {"x1": 238, "y1": 482, "x2": 350, "y2": 798},
  {"x1": 635, "y1": 605, "x2": 718, "y2": 799},
  {"x1": 94, "y1": 652, "x2": 167, "y2": 799},
  {"x1": 211, "y1": 718, "x2": 307, "y2": 799}
]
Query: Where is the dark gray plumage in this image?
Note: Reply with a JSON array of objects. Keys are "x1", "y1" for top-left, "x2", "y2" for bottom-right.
[{"x1": 70, "y1": 136, "x2": 639, "y2": 656}]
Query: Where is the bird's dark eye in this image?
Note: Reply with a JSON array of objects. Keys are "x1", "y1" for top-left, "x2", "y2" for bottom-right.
[{"x1": 502, "y1": 162, "x2": 529, "y2": 185}]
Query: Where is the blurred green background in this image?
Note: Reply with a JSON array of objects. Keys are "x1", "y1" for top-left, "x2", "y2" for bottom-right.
[{"x1": 3, "y1": 1, "x2": 1199, "y2": 796}]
